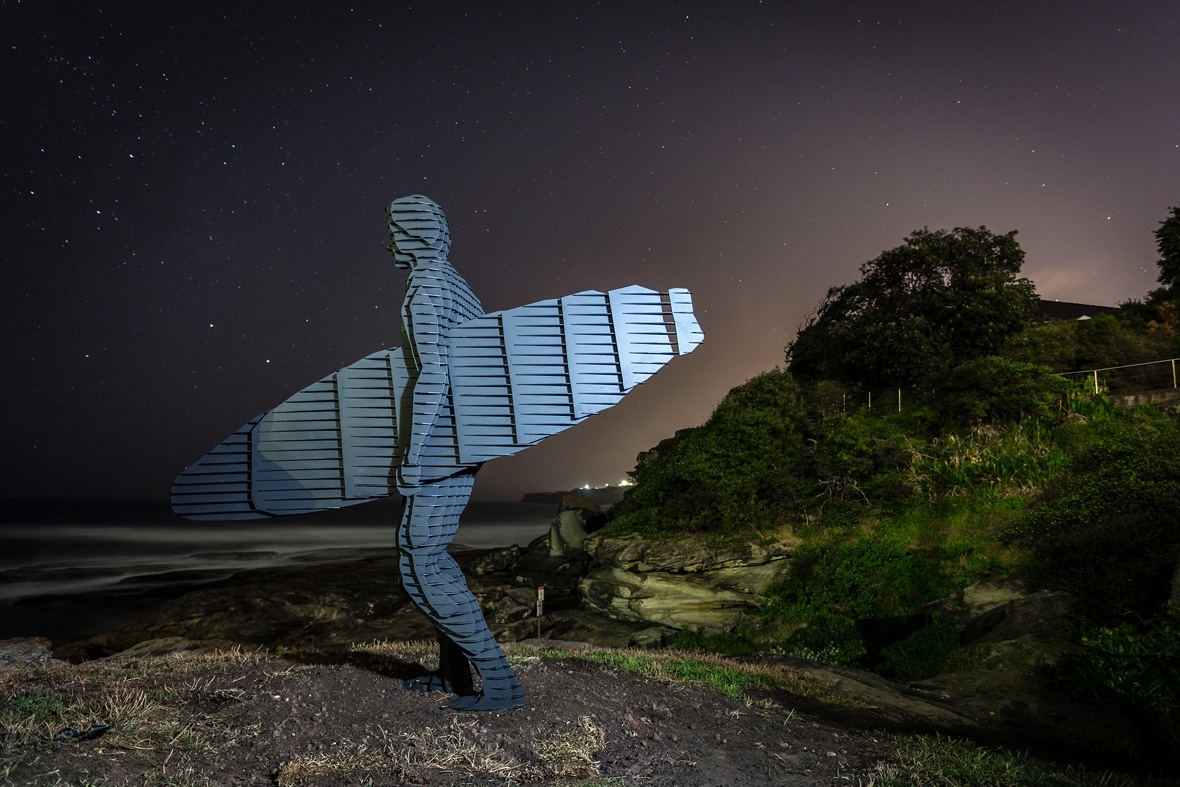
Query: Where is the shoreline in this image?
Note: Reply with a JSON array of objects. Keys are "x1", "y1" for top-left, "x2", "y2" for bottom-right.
[{"x1": 0, "y1": 500, "x2": 557, "y2": 647}]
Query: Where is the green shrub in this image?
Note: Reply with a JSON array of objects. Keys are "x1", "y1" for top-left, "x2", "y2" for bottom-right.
[
  {"x1": 763, "y1": 534, "x2": 960, "y2": 667},
  {"x1": 1057, "y1": 614, "x2": 1180, "y2": 761},
  {"x1": 933, "y1": 356, "x2": 1068, "y2": 426},
  {"x1": 767, "y1": 535, "x2": 955, "y2": 620},
  {"x1": 874, "y1": 614, "x2": 990, "y2": 682},
  {"x1": 605, "y1": 370, "x2": 816, "y2": 536},
  {"x1": 1008, "y1": 411, "x2": 1180, "y2": 621},
  {"x1": 672, "y1": 630, "x2": 753, "y2": 657},
  {"x1": 906, "y1": 422, "x2": 1067, "y2": 500},
  {"x1": 776, "y1": 609, "x2": 867, "y2": 666}
]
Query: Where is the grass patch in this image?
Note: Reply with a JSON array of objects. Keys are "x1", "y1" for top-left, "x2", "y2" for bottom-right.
[
  {"x1": 870, "y1": 733, "x2": 1174, "y2": 786},
  {"x1": 571, "y1": 647, "x2": 859, "y2": 707}
]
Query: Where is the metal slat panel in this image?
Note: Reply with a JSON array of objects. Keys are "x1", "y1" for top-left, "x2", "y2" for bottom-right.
[{"x1": 173, "y1": 285, "x2": 703, "y2": 520}]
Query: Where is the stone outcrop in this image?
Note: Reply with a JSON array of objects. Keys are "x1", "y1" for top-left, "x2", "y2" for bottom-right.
[
  {"x1": 0, "y1": 637, "x2": 58, "y2": 668},
  {"x1": 577, "y1": 529, "x2": 799, "y2": 634}
]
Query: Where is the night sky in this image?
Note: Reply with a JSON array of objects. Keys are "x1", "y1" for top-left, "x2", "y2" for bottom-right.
[{"x1": 3, "y1": 2, "x2": 1178, "y2": 503}]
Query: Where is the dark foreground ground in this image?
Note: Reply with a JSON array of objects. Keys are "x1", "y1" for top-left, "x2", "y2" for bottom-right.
[{"x1": 2, "y1": 640, "x2": 905, "y2": 787}]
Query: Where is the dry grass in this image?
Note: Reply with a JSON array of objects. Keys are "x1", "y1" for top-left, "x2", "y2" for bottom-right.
[
  {"x1": 273, "y1": 717, "x2": 527, "y2": 786},
  {"x1": 532, "y1": 715, "x2": 605, "y2": 779},
  {"x1": 0, "y1": 646, "x2": 292, "y2": 786}
]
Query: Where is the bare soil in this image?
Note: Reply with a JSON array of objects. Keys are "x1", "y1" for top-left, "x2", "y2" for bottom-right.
[{"x1": 1, "y1": 641, "x2": 900, "y2": 786}]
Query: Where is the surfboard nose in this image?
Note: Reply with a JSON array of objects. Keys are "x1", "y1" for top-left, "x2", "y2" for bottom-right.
[{"x1": 668, "y1": 287, "x2": 704, "y2": 355}]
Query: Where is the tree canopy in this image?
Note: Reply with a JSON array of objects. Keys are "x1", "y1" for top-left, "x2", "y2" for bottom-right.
[
  {"x1": 1154, "y1": 205, "x2": 1180, "y2": 293},
  {"x1": 786, "y1": 227, "x2": 1038, "y2": 389}
]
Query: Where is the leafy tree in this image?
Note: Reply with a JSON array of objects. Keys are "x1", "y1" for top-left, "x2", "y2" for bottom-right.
[
  {"x1": 1155, "y1": 205, "x2": 1180, "y2": 293},
  {"x1": 786, "y1": 227, "x2": 1038, "y2": 388}
]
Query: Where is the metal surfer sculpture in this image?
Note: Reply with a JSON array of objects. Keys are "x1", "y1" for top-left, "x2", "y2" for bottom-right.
[{"x1": 172, "y1": 195, "x2": 704, "y2": 710}]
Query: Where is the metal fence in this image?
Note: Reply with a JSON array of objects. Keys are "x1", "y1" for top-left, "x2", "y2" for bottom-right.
[
  {"x1": 1056, "y1": 357, "x2": 1180, "y2": 395},
  {"x1": 843, "y1": 356, "x2": 1180, "y2": 414}
]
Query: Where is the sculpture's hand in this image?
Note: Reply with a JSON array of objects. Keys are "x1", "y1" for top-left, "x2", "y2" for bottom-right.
[{"x1": 397, "y1": 462, "x2": 422, "y2": 495}]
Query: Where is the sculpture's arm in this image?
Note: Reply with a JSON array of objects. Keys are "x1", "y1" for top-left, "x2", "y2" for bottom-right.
[{"x1": 399, "y1": 277, "x2": 448, "y2": 486}]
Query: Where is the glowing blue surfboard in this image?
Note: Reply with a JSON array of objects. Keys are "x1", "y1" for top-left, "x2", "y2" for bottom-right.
[{"x1": 171, "y1": 285, "x2": 703, "y2": 520}]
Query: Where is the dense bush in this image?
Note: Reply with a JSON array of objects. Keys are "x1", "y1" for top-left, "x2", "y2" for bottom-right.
[
  {"x1": 1057, "y1": 614, "x2": 1180, "y2": 761},
  {"x1": 761, "y1": 534, "x2": 960, "y2": 667},
  {"x1": 932, "y1": 356, "x2": 1068, "y2": 425},
  {"x1": 1007, "y1": 411, "x2": 1180, "y2": 622},
  {"x1": 875, "y1": 614, "x2": 991, "y2": 682},
  {"x1": 1000, "y1": 311, "x2": 1175, "y2": 372},
  {"x1": 604, "y1": 370, "x2": 816, "y2": 536}
]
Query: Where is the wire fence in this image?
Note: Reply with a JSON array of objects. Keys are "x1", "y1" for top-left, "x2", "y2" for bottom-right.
[
  {"x1": 843, "y1": 357, "x2": 1180, "y2": 414},
  {"x1": 1056, "y1": 357, "x2": 1179, "y2": 396}
]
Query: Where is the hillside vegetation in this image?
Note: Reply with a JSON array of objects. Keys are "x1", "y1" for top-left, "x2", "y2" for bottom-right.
[{"x1": 605, "y1": 215, "x2": 1180, "y2": 757}]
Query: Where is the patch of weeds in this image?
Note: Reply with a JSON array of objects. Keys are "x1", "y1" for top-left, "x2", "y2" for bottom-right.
[
  {"x1": 663, "y1": 660, "x2": 766, "y2": 699},
  {"x1": 872, "y1": 733, "x2": 1165, "y2": 786},
  {"x1": 3, "y1": 692, "x2": 64, "y2": 723},
  {"x1": 576, "y1": 648, "x2": 860, "y2": 707},
  {"x1": 672, "y1": 629, "x2": 753, "y2": 656},
  {"x1": 872, "y1": 615, "x2": 992, "y2": 683},
  {"x1": 1057, "y1": 614, "x2": 1180, "y2": 762},
  {"x1": 1, "y1": 690, "x2": 80, "y2": 747},
  {"x1": 533, "y1": 715, "x2": 606, "y2": 779},
  {"x1": 392, "y1": 717, "x2": 524, "y2": 782}
]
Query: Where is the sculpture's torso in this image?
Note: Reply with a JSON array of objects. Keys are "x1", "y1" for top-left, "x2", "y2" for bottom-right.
[{"x1": 397, "y1": 259, "x2": 484, "y2": 477}]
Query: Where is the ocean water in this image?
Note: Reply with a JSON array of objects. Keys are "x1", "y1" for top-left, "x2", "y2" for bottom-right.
[{"x1": 0, "y1": 499, "x2": 555, "y2": 646}]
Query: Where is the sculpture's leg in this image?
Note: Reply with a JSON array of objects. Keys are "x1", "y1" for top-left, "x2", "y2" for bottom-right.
[{"x1": 398, "y1": 473, "x2": 524, "y2": 710}]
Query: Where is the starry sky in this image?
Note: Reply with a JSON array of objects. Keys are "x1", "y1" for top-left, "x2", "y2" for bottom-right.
[{"x1": 3, "y1": 1, "x2": 1179, "y2": 503}]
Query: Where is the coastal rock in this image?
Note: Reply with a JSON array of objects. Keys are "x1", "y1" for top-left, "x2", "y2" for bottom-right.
[
  {"x1": 757, "y1": 651, "x2": 1139, "y2": 766},
  {"x1": 547, "y1": 499, "x2": 605, "y2": 559},
  {"x1": 577, "y1": 529, "x2": 798, "y2": 633},
  {"x1": 919, "y1": 578, "x2": 1029, "y2": 621},
  {"x1": 583, "y1": 529, "x2": 798, "y2": 574},
  {"x1": 0, "y1": 636, "x2": 58, "y2": 668},
  {"x1": 579, "y1": 568, "x2": 768, "y2": 632}
]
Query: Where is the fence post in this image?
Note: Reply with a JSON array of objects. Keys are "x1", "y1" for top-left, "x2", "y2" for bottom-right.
[
  {"x1": 868, "y1": 390, "x2": 872, "y2": 410},
  {"x1": 1093, "y1": 369, "x2": 1099, "y2": 394},
  {"x1": 1173, "y1": 359, "x2": 1177, "y2": 389},
  {"x1": 897, "y1": 388, "x2": 901, "y2": 413}
]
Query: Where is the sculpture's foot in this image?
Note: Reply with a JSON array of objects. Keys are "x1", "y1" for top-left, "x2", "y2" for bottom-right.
[
  {"x1": 446, "y1": 680, "x2": 525, "y2": 711},
  {"x1": 404, "y1": 671, "x2": 461, "y2": 694}
]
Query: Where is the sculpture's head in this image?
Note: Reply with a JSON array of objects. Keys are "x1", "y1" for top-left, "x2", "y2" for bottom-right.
[{"x1": 387, "y1": 195, "x2": 451, "y2": 268}]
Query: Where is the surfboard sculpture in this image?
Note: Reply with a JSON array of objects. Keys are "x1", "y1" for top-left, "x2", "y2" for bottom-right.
[
  {"x1": 171, "y1": 195, "x2": 703, "y2": 710},
  {"x1": 172, "y1": 285, "x2": 703, "y2": 520}
]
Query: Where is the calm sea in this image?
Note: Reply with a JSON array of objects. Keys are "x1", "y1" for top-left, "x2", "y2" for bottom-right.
[{"x1": 0, "y1": 498, "x2": 555, "y2": 647}]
